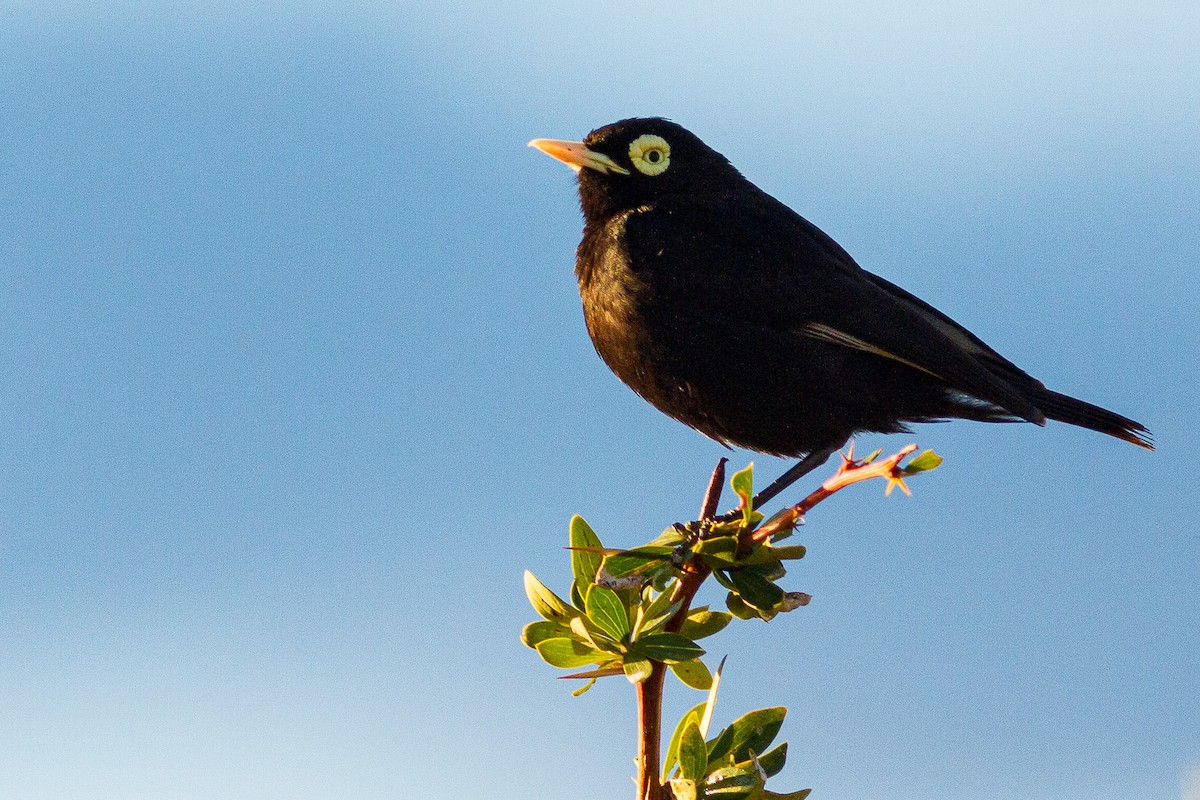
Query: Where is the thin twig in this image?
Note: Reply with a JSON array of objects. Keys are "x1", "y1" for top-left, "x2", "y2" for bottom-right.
[{"x1": 699, "y1": 457, "x2": 728, "y2": 521}]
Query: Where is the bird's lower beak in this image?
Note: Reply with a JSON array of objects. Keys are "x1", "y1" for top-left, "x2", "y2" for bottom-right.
[{"x1": 528, "y1": 138, "x2": 630, "y2": 175}]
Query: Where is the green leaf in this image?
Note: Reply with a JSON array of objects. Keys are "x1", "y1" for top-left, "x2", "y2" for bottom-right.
[
  {"x1": 533, "y1": 637, "x2": 607, "y2": 669},
  {"x1": 664, "y1": 703, "x2": 707, "y2": 781},
  {"x1": 521, "y1": 620, "x2": 567, "y2": 649},
  {"x1": 678, "y1": 719, "x2": 708, "y2": 781},
  {"x1": 694, "y1": 535, "x2": 739, "y2": 559},
  {"x1": 650, "y1": 569, "x2": 675, "y2": 593},
  {"x1": 757, "y1": 741, "x2": 787, "y2": 778},
  {"x1": 730, "y1": 549, "x2": 781, "y2": 569},
  {"x1": 727, "y1": 707, "x2": 787, "y2": 763},
  {"x1": 634, "y1": 632, "x2": 705, "y2": 663},
  {"x1": 523, "y1": 571, "x2": 577, "y2": 622},
  {"x1": 704, "y1": 766, "x2": 761, "y2": 799},
  {"x1": 569, "y1": 615, "x2": 616, "y2": 653},
  {"x1": 730, "y1": 463, "x2": 754, "y2": 508},
  {"x1": 569, "y1": 515, "x2": 604, "y2": 587},
  {"x1": 745, "y1": 558, "x2": 787, "y2": 581},
  {"x1": 679, "y1": 607, "x2": 733, "y2": 640},
  {"x1": 725, "y1": 592, "x2": 758, "y2": 620},
  {"x1": 602, "y1": 546, "x2": 676, "y2": 579},
  {"x1": 633, "y1": 590, "x2": 681, "y2": 638},
  {"x1": 705, "y1": 519, "x2": 748, "y2": 538},
  {"x1": 623, "y1": 657, "x2": 653, "y2": 684},
  {"x1": 707, "y1": 707, "x2": 787, "y2": 766},
  {"x1": 770, "y1": 545, "x2": 807, "y2": 561},
  {"x1": 903, "y1": 448, "x2": 943, "y2": 475},
  {"x1": 585, "y1": 585, "x2": 630, "y2": 641},
  {"x1": 648, "y1": 527, "x2": 689, "y2": 548},
  {"x1": 569, "y1": 581, "x2": 587, "y2": 613},
  {"x1": 728, "y1": 569, "x2": 785, "y2": 612},
  {"x1": 706, "y1": 724, "x2": 737, "y2": 764},
  {"x1": 668, "y1": 658, "x2": 713, "y2": 690}
]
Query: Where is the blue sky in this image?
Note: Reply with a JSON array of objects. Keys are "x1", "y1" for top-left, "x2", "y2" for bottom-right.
[{"x1": 1, "y1": 2, "x2": 1197, "y2": 798}]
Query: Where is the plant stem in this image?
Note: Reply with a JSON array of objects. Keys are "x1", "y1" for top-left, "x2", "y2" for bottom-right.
[
  {"x1": 634, "y1": 458, "x2": 726, "y2": 800},
  {"x1": 635, "y1": 663, "x2": 666, "y2": 800}
]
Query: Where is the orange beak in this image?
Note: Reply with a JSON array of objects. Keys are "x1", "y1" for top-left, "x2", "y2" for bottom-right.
[{"x1": 528, "y1": 138, "x2": 630, "y2": 175}]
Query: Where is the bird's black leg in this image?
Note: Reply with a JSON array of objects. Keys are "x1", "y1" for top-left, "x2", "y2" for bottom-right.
[
  {"x1": 752, "y1": 441, "x2": 844, "y2": 509},
  {"x1": 716, "y1": 440, "x2": 845, "y2": 522}
]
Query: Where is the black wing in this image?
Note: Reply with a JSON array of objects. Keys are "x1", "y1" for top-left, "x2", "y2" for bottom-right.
[{"x1": 628, "y1": 196, "x2": 1047, "y2": 424}]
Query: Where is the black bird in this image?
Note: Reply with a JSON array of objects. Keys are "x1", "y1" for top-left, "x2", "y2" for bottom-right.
[{"x1": 530, "y1": 118, "x2": 1152, "y2": 496}]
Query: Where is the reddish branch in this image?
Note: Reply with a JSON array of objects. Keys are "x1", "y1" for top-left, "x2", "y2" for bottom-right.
[{"x1": 748, "y1": 443, "x2": 918, "y2": 546}]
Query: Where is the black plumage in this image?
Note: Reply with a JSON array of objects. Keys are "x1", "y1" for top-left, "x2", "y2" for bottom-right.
[{"x1": 530, "y1": 118, "x2": 1152, "y2": 479}]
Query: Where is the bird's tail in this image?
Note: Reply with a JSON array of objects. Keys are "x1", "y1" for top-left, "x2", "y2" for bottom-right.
[{"x1": 1031, "y1": 387, "x2": 1154, "y2": 450}]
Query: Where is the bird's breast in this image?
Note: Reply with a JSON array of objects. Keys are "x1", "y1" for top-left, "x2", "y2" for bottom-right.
[
  {"x1": 575, "y1": 209, "x2": 672, "y2": 396},
  {"x1": 578, "y1": 218, "x2": 641, "y2": 340}
]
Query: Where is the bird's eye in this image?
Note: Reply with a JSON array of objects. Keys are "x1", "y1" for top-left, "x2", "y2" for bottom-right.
[{"x1": 628, "y1": 134, "x2": 671, "y2": 176}]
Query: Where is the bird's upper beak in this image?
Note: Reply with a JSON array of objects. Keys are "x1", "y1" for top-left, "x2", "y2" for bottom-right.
[{"x1": 528, "y1": 138, "x2": 630, "y2": 175}]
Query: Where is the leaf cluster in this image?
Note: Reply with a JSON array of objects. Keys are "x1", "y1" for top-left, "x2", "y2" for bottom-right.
[
  {"x1": 663, "y1": 668, "x2": 810, "y2": 800},
  {"x1": 702, "y1": 465, "x2": 812, "y2": 622},
  {"x1": 522, "y1": 516, "x2": 726, "y2": 694},
  {"x1": 520, "y1": 455, "x2": 941, "y2": 798}
]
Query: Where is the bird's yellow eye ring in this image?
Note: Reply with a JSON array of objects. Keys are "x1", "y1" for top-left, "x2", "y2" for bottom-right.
[{"x1": 629, "y1": 134, "x2": 671, "y2": 176}]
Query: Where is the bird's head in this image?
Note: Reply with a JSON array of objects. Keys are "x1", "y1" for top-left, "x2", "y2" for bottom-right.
[{"x1": 530, "y1": 118, "x2": 741, "y2": 221}]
